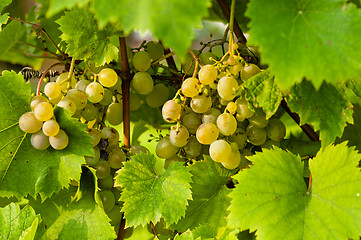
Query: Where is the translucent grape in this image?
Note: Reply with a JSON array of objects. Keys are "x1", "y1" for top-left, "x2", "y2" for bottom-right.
[
  {"x1": 216, "y1": 113, "x2": 237, "y2": 136},
  {"x1": 42, "y1": 119, "x2": 60, "y2": 137},
  {"x1": 44, "y1": 82, "x2": 61, "y2": 99},
  {"x1": 65, "y1": 89, "x2": 87, "y2": 110},
  {"x1": 241, "y1": 63, "x2": 261, "y2": 81},
  {"x1": 75, "y1": 79, "x2": 90, "y2": 92},
  {"x1": 94, "y1": 159, "x2": 111, "y2": 179},
  {"x1": 57, "y1": 99, "x2": 76, "y2": 116},
  {"x1": 236, "y1": 97, "x2": 254, "y2": 120},
  {"x1": 49, "y1": 94, "x2": 63, "y2": 105},
  {"x1": 87, "y1": 128, "x2": 101, "y2": 147},
  {"x1": 162, "y1": 100, "x2": 181, "y2": 123},
  {"x1": 266, "y1": 118, "x2": 286, "y2": 141},
  {"x1": 198, "y1": 65, "x2": 217, "y2": 85},
  {"x1": 182, "y1": 111, "x2": 201, "y2": 134},
  {"x1": 34, "y1": 102, "x2": 53, "y2": 121},
  {"x1": 85, "y1": 147, "x2": 100, "y2": 166},
  {"x1": 226, "y1": 101, "x2": 237, "y2": 115},
  {"x1": 246, "y1": 124, "x2": 267, "y2": 146},
  {"x1": 85, "y1": 82, "x2": 104, "y2": 103},
  {"x1": 184, "y1": 136, "x2": 202, "y2": 158},
  {"x1": 156, "y1": 136, "x2": 179, "y2": 159},
  {"x1": 146, "y1": 83, "x2": 169, "y2": 108},
  {"x1": 132, "y1": 71, "x2": 153, "y2": 95},
  {"x1": 19, "y1": 112, "x2": 43, "y2": 133},
  {"x1": 202, "y1": 108, "x2": 221, "y2": 124},
  {"x1": 132, "y1": 51, "x2": 152, "y2": 71},
  {"x1": 106, "y1": 102, "x2": 123, "y2": 126},
  {"x1": 98, "y1": 68, "x2": 118, "y2": 87},
  {"x1": 31, "y1": 131, "x2": 50, "y2": 150},
  {"x1": 56, "y1": 72, "x2": 76, "y2": 91},
  {"x1": 128, "y1": 145, "x2": 149, "y2": 156},
  {"x1": 221, "y1": 142, "x2": 241, "y2": 169},
  {"x1": 49, "y1": 129, "x2": 69, "y2": 150},
  {"x1": 190, "y1": 94, "x2": 212, "y2": 113},
  {"x1": 129, "y1": 92, "x2": 142, "y2": 111},
  {"x1": 99, "y1": 190, "x2": 115, "y2": 212},
  {"x1": 98, "y1": 175, "x2": 114, "y2": 190},
  {"x1": 108, "y1": 147, "x2": 126, "y2": 169},
  {"x1": 229, "y1": 128, "x2": 247, "y2": 149},
  {"x1": 198, "y1": 51, "x2": 217, "y2": 65},
  {"x1": 30, "y1": 95, "x2": 48, "y2": 111},
  {"x1": 209, "y1": 139, "x2": 231, "y2": 162},
  {"x1": 196, "y1": 122, "x2": 219, "y2": 145},
  {"x1": 217, "y1": 76, "x2": 238, "y2": 101},
  {"x1": 82, "y1": 103, "x2": 98, "y2": 121},
  {"x1": 99, "y1": 88, "x2": 114, "y2": 106},
  {"x1": 101, "y1": 127, "x2": 119, "y2": 146},
  {"x1": 146, "y1": 41, "x2": 164, "y2": 60},
  {"x1": 248, "y1": 108, "x2": 268, "y2": 128},
  {"x1": 181, "y1": 77, "x2": 200, "y2": 97},
  {"x1": 169, "y1": 125, "x2": 189, "y2": 147}
]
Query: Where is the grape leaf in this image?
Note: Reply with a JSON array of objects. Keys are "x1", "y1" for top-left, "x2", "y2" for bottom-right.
[
  {"x1": 0, "y1": 203, "x2": 39, "y2": 240},
  {"x1": 285, "y1": 80, "x2": 353, "y2": 146},
  {"x1": 336, "y1": 104, "x2": 361, "y2": 152},
  {"x1": 0, "y1": 71, "x2": 93, "y2": 200},
  {"x1": 246, "y1": 0, "x2": 361, "y2": 89},
  {"x1": 172, "y1": 157, "x2": 233, "y2": 232},
  {"x1": 0, "y1": 0, "x2": 11, "y2": 30},
  {"x1": 228, "y1": 144, "x2": 361, "y2": 240},
  {"x1": 346, "y1": 76, "x2": 361, "y2": 99},
  {"x1": 39, "y1": 166, "x2": 116, "y2": 240},
  {"x1": 0, "y1": 20, "x2": 26, "y2": 56},
  {"x1": 114, "y1": 153, "x2": 192, "y2": 227},
  {"x1": 57, "y1": 8, "x2": 120, "y2": 66},
  {"x1": 243, "y1": 70, "x2": 282, "y2": 118},
  {"x1": 92, "y1": 0, "x2": 211, "y2": 57},
  {"x1": 174, "y1": 224, "x2": 238, "y2": 240},
  {"x1": 47, "y1": 0, "x2": 90, "y2": 17}
]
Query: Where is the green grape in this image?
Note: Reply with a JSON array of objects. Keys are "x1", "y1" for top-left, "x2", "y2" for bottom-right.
[
  {"x1": 128, "y1": 145, "x2": 149, "y2": 156},
  {"x1": 241, "y1": 63, "x2": 261, "y2": 81},
  {"x1": 94, "y1": 159, "x2": 111, "y2": 179},
  {"x1": 202, "y1": 108, "x2": 221, "y2": 124},
  {"x1": 246, "y1": 124, "x2": 267, "y2": 146},
  {"x1": 190, "y1": 94, "x2": 212, "y2": 113},
  {"x1": 129, "y1": 92, "x2": 142, "y2": 111},
  {"x1": 44, "y1": 82, "x2": 61, "y2": 99},
  {"x1": 75, "y1": 79, "x2": 90, "y2": 92},
  {"x1": 198, "y1": 64, "x2": 217, "y2": 85},
  {"x1": 30, "y1": 95, "x2": 48, "y2": 111},
  {"x1": 146, "y1": 41, "x2": 164, "y2": 60},
  {"x1": 217, "y1": 76, "x2": 238, "y2": 101},
  {"x1": 101, "y1": 127, "x2": 120, "y2": 146},
  {"x1": 181, "y1": 77, "x2": 200, "y2": 97},
  {"x1": 98, "y1": 174, "x2": 114, "y2": 190},
  {"x1": 229, "y1": 62, "x2": 244, "y2": 75},
  {"x1": 217, "y1": 113, "x2": 237, "y2": 136},
  {"x1": 132, "y1": 51, "x2": 152, "y2": 71},
  {"x1": 132, "y1": 71, "x2": 154, "y2": 95},
  {"x1": 169, "y1": 125, "x2": 189, "y2": 147},
  {"x1": 229, "y1": 128, "x2": 247, "y2": 149},
  {"x1": 98, "y1": 68, "x2": 118, "y2": 87},
  {"x1": 266, "y1": 118, "x2": 286, "y2": 141},
  {"x1": 49, "y1": 129, "x2": 69, "y2": 150},
  {"x1": 42, "y1": 119, "x2": 60, "y2": 137},
  {"x1": 164, "y1": 155, "x2": 183, "y2": 169},
  {"x1": 156, "y1": 136, "x2": 179, "y2": 159},
  {"x1": 184, "y1": 136, "x2": 202, "y2": 158},
  {"x1": 56, "y1": 72, "x2": 76, "y2": 91},
  {"x1": 107, "y1": 204, "x2": 122, "y2": 226},
  {"x1": 106, "y1": 102, "x2": 123, "y2": 126},
  {"x1": 146, "y1": 83, "x2": 169, "y2": 108},
  {"x1": 248, "y1": 108, "x2": 268, "y2": 128},
  {"x1": 239, "y1": 148, "x2": 253, "y2": 169},
  {"x1": 18, "y1": 112, "x2": 43, "y2": 133},
  {"x1": 108, "y1": 147, "x2": 126, "y2": 169},
  {"x1": 82, "y1": 103, "x2": 98, "y2": 121},
  {"x1": 109, "y1": 77, "x2": 122, "y2": 92},
  {"x1": 65, "y1": 89, "x2": 87, "y2": 110},
  {"x1": 112, "y1": 187, "x2": 122, "y2": 205},
  {"x1": 49, "y1": 94, "x2": 63, "y2": 105},
  {"x1": 99, "y1": 190, "x2": 116, "y2": 212},
  {"x1": 209, "y1": 139, "x2": 231, "y2": 162},
  {"x1": 196, "y1": 122, "x2": 219, "y2": 145},
  {"x1": 99, "y1": 88, "x2": 114, "y2": 106},
  {"x1": 31, "y1": 131, "x2": 50, "y2": 150},
  {"x1": 182, "y1": 111, "x2": 201, "y2": 134},
  {"x1": 221, "y1": 142, "x2": 241, "y2": 170},
  {"x1": 198, "y1": 51, "x2": 217, "y2": 65},
  {"x1": 86, "y1": 82, "x2": 104, "y2": 103},
  {"x1": 226, "y1": 102, "x2": 237, "y2": 115},
  {"x1": 162, "y1": 100, "x2": 181, "y2": 123},
  {"x1": 34, "y1": 102, "x2": 53, "y2": 121},
  {"x1": 85, "y1": 147, "x2": 100, "y2": 166},
  {"x1": 87, "y1": 128, "x2": 101, "y2": 147},
  {"x1": 219, "y1": 97, "x2": 229, "y2": 106},
  {"x1": 236, "y1": 97, "x2": 254, "y2": 120},
  {"x1": 57, "y1": 99, "x2": 76, "y2": 116}
]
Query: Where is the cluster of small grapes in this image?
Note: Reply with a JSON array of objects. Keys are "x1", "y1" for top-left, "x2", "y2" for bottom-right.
[{"x1": 158, "y1": 47, "x2": 286, "y2": 169}]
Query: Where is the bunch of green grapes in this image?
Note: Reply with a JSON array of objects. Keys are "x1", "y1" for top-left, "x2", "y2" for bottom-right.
[{"x1": 157, "y1": 47, "x2": 286, "y2": 170}]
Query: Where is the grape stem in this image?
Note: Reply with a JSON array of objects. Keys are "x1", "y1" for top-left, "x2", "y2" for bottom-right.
[
  {"x1": 186, "y1": 49, "x2": 199, "y2": 78},
  {"x1": 151, "y1": 52, "x2": 175, "y2": 66},
  {"x1": 36, "y1": 62, "x2": 64, "y2": 96}
]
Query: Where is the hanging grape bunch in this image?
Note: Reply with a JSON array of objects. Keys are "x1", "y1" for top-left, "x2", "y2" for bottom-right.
[{"x1": 158, "y1": 43, "x2": 286, "y2": 169}]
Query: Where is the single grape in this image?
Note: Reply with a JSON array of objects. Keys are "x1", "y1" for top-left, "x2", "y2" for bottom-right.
[
  {"x1": 146, "y1": 41, "x2": 164, "y2": 60},
  {"x1": 85, "y1": 147, "x2": 100, "y2": 166},
  {"x1": 132, "y1": 51, "x2": 152, "y2": 71},
  {"x1": 128, "y1": 145, "x2": 149, "y2": 156},
  {"x1": 246, "y1": 124, "x2": 267, "y2": 146},
  {"x1": 182, "y1": 111, "x2": 201, "y2": 134},
  {"x1": 109, "y1": 77, "x2": 122, "y2": 92},
  {"x1": 181, "y1": 77, "x2": 200, "y2": 97},
  {"x1": 162, "y1": 100, "x2": 181, "y2": 123},
  {"x1": 98, "y1": 174, "x2": 114, "y2": 190},
  {"x1": 184, "y1": 136, "x2": 202, "y2": 158},
  {"x1": 221, "y1": 142, "x2": 241, "y2": 170},
  {"x1": 34, "y1": 102, "x2": 53, "y2": 121},
  {"x1": 236, "y1": 97, "x2": 254, "y2": 120},
  {"x1": 18, "y1": 112, "x2": 43, "y2": 133},
  {"x1": 226, "y1": 101, "x2": 237, "y2": 114},
  {"x1": 107, "y1": 204, "x2": 122, "y2": 226},
  {"x1": 56, "y1": 72, "x2": 76, "y2": 91},
  {"x1": 196, "y1": 122, "x2": 219, "y2": 145},
  {"x1": 31, "y1": 131, "x2": 50, "y2": 150},
  {"x1": 169, "y1": 125, "x2": 189, "y2": 147},
  {"x1": 198, "y1": 64, "x2": 217, "y2": 85},
  {"x1": 266, "y1": 118, "x2": 286, "y2": 141},
  {"x1": 30, "y1": 95, "x2": 48, "y2": 111},
  {"x1": 106, "y1": 102, "x2": 123, "y2": 126},
  {"x1": 99, "y1": 88, "x2": 114, "y2": 106},
  {"x1": 75, "y1": 79, "x2": 90, "y2": 92},
  {"x1": 202, "y1": 108, "x2": 221, "y2": 124},
  {"x1": 65, "y1": 89, "x2": 87, "y2": 110},
  {"x1": 190, "y1": 94, "x2": 212, "y2": 113},
  {"x1": 108, "y1": 147, "x2": 126, "y2": 169},
  {"x1": 241, "y1": 63, "x2": 261, "y2": 81},
  {"x1": 217, "y1": 113, "x2": 237, "y2": 136},
  {"x1": 156, "y1": 136, "x2": 179, "y2": 159},
  {"x1": 94, "y1": 159, "x2": 111, "y2": 179},
  {"x1": 101, "y1": 127, "x2": 119, "y2": 146},
  {"x1": 99, "y1": 190, "x2": 116, "y2": 213},
  {"x1": 86, "y1": 82, "x2": 104, "y2": 103},
  {"x1": 82, "y1": 103, "x2": 98, "y2": 121},
  {"x1": 132, "y1": 71, "x2": 153, "y2": 95},
  {"x1": 217, "y1": 76, "x2": 238, "y2": 101},
  {"x1": 87, "y1": 128, "x2": 101, "y2": 147},
  {"x1": 229, "y1": 62, "x2": 244, "y2": 75},
  {"x1": 42, "y1": 119, "x2": 60, "y2": 137},
  {"x1": 248, "y1": 108, "x2": 268, "y2": 128},
  {"x1": 49, "y1": 94, "x2": 63, "y2": 105},
  {"x1": 147, "y1": 83, "x2": 169, "y2": 108},
  {"x1": 164, "y1": 155, "x2": 183, "y2": 169},
  {"x1": 44, "y1": 82, "x2": 61, "y2": 99},
  {"x1": 229, "y1": 128, "x2": 247, "y2": 149},
  {"x1": 198, "y1": 51, "x2": 217, "y2": 65},
  {"x1": 98, "y1": 68, "x2": 118, "y2": 87},
  {"x1": 209, "y1": 139, "x2": 231, "y2": 162},
  {"x1": 57, "y1": 98, "x2": 76, "y2": 116},
  {"x1": 49, "y1": 129, "x2": 69, "y2": 150}
]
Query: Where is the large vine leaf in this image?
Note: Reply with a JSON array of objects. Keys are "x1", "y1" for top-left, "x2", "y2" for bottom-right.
[
  {"x1": 46, "y1": 0, "x2": 90, "y2": 17},
  {"x1": 0, "y1": 20, "x2": 26, "y2": 57},
  {"x1": 114, "y1": 153, "x2": 192, "y2": 227},
  {"x1": 172, "y1": 157, "x2": 233, "y2": 232},
  {"x1": 346, "y1": 76, "x2": 361, "y2": 99},
  {"x1": 0, "y1": 203, "x2": 39, "y2": 240},
  {"x1": 0, "y1": 71, "x2": 93, "y2": 200},
  {"x1": 92, "y1": 0, "x2": 211, "y2": 57},
  {"x1": 174, "y1": 224, "x2": 238, "y2": 240},
  {"x1": 57, "y1": 8, "x2": 120, "y2": 66},
  {"x1": 285, "y1": 80, "x2": 353, "y2": 146},
  {"x1": 246, "y1": 0, "x2": 361, "y2": 89},
  {"x1": 228, "y1": 144, "x2": 361, "y2": 240},
  {"x1": 38, "y1": 166, "x2": 116, "y2": 240},
  {"x1": 336, "y1": 104, "x2": 361, "y2": 151},
  {"x1": 242, "y1": 70, "x2": 282, "y2": 118}
]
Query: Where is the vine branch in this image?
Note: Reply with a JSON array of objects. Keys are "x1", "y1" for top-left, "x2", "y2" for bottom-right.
[{"x1": 36, "y1": 62, "x2": 64, "y2": 96}]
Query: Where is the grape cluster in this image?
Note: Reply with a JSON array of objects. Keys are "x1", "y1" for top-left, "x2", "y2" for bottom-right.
[{"x1": 158, "y1": 48, "x2": 286, "y2": 169}]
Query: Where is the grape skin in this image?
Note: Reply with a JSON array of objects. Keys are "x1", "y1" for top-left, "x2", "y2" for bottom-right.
[
  {"x1": 196, "y1": 122, "x2": 219, "y2": 145},
  {"x1": 42, "y1": 119, "x2": 60, "y2": 137},
  {"x1": 98, "y1": 68, "x2": 118, "y2": 88},
  {"x1": 181, "y1": 77, "x2": 200, "y2": 97},
  {"x1": 106, "y1": 102, "x2": 123, "y2": 126},
  {"x1": 34, "y1": 102, "x2": 53, "y2": 121},
  {"x1": 107, "y1": 147, "x2": 126, "y2": 169},
  {"x1": 44, "y1": 82, "x2": 61, "y2": 99},
  {"x1": 30, "y1": 95, "x2": 48, "y2": 111},
  {"x1": 132, "y1": 51, "x2": 152, "y2": 71},
  {"x1": 49, "y1": 129, "x2": 69, "y2": 150},
  {"x1": 162, "y1": 100, "x2": 181, "y2": 123},
  {"x1": 266, "y1": 118, "x2": 286, "y2": 141},
  {"x1": 209, "y1": 140, "x2": 231, "y2": 162},
  {"x1": 217, "y1": 76, "x2": 238, "y2": 101},
  {"x1": 19, "y1": 112, "x2": 43, "y2": 133},
  {"x1": 146, "y1": 83, "x2": 169, "y2": 108},
  {"x1": 57, "y1": 99, "x2": 77, "y2": 116},
  {"x1": 169, "y1": 125, "x2": 190, "y2": 147},
  {"x1": 86, "y1": 82, "x2": 104, "y2": 103},
  {"x1": 198, "y1": 65, "x2": 217, "y2": 85},
  {"x1": 132, "y1": 71, "x2": 154, "y2": 95},
  {"x1": 31, "y1": 131, "x2": 50, "y2": 150},
  {"x1": 190, "y1": 94, "x2": 212, "y2": 113},
  {"x1": 156, "y1": 136, "x2": 179, "y2": 159},
  {"x1": 216, "y1": 113, "x2": 237, "y2": 136},
  {"x1": 246, "y1": 124, "x2": 267, "y2": 146}
]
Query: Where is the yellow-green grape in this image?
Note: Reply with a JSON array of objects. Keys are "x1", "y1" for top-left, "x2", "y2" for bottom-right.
[
  {"x1": 164, "y1": 155, "x2": 183, "y2": 169},
  {"x1": 87, "y1": 128, "x2": 101, "y2": 147},
  {"x1": 31, "y1": 131, "x2": 50, "y2": 150},
  {"x1": 56, "y1": 72, "x2": 76, "y2": 91},
  {"x1": 217, "y1": 76, "x2": 239, "y2": 101},
  {"x1": 236, "y1": 97, "x2": 254, "y2": 120},
  {"x1": 49, "y1": 129, "x2": 69, "y2": 150},
  {"x1": 241, "y1": 63, "x2": 261, "y2": 81},
  {"x1": 182, "y1": 111, "x2": 201, "y2": 134},
  {"x1": 107, "y1": 204, "x2": 122, "y2": 226},
  {"x1": 229, "y1": 128, "x2": 247, "y2": 150},
  {"x1": 198, "y1": 64, "x2": 217, "y2": 85},
  {"x1": 85, "y1": 147, "x2": 100, "y2": 166},
  {"x1": 128, "y1": 145, "x2": 149, "y2": 156},
  {"x1": 44, "y1": 82, "x2": 61, "y2": 99},
  {"x1": 209, "y1": 139, "x2": 231, "y2": 162},
  {"x1": 216, "y1": 113, "x2": 237, "y2": 136},
  {"x1": 184, "y1": 136, "x2": 202, "y2": 158},
  {"x1": 49, "y1": 94, "x2": 63, "y2": 105},
  {"x1": 190, "y1": 94, "x2": 212, "y2": 113},
  {"x1": 146, "y1": 83, "x2": 169, "y2": 108},
  {"x1": 221, "y1": 142, "x2": 241, "y2": 169},
  {"x1": 129, "y1": 92, "x2": 142, "y2": 111},
  {"x1": 94, "y1": 159, "x2": 111, "y2": 179},
  {"x1": 65, "y1": 89, "x2": 87, "y2": 110},
  {"x1": 230, "y1": 62, "x2": 244, "y2": 75},
  {"x1": 132, "y1": 71, "x2": 153, "y2": 95},
  {"x1": 34, "y1": 102, "x2": 53, "y2": 121},
  {"x1": 202, "y1": 108, "x2": 221, "y2": 124},
  {"x1": 156, "y1": 136, "x2": 179, "y2": 159},
  {"x1": 99, "y1": 88, "x2": 114, "y2": 106},
  {"x1": 246, "y1": 124, "x2": 267, "y2": 146},
  {"x1": 169, "y1": 125, "x2": 190, "y2": 147},
  {"x1": 266, "y1": 118, "x2": 286, "y2": 141},
  {"x1": 101, "y1": 127, "x2": 119, "y2": 146},
  {"x1": 226, "y1": 101, "x2": 237, "y2": 115},
  {"x1": 198, "y1": 51, "x2": 217, "y2": 65},
  {"x1": 18, "y1": 112, "x2": 43, "y2": 133},
  {"x1": 98, "y1": 175, "x2": 114, "y2": 190},
  {"x1": 145, "y1": 41, "x2": 164, "y2": 60},
  {"x1": 248, "y1": 108, "x2": 268, "y2": 128},
  {"x1": 30, "y1": 95, "x2": 48, "y2": 111},
  {"x1": 195, "y1": 122, "x2": 219, "y2": 145},
  {"x1": 42, "y1": 119, "x2": 60, "y2": 137},
  {"x1": 75, "y1": 79, "x2": 90, "y2": 92},
  {"x1": 132, "y1": 51, "x2": 152, "y2": 71},
  {"x1": 107, "y1": 147, "x2": 126, "y2": 169},
  {"x1": 162, "y1": 100, "x2": 181, "y2": 123},
  {"x1": 99, "y1": 190, "x2": 115, "y2": 213},
  {"x1": 57, "y1": 99, "x2": 76, "y2": 116},
  {"x1": 86, "y1": 82, "x2": 104, "y2": 103},
  {"x1": 82, "y1": 103, "x2": 98, "y2": 121},
  {"x1": 106, "y1": 102, "x2": 123, "y2": 126},
  {"x1": 98, "y1": 68, "x2": 118, "y2": 88},
  {"x1": 181, "y1": 77, "x2": 200, "y2": 97}
]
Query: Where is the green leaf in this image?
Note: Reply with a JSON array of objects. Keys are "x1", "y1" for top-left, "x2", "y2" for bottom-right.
[
  {"x1": 346, "y1": 76, "x2": 361, "y2": 99},
  {"x1": 0, "y1": 20, "x2": 26, "y2": 56},
  {"x1": 114, "y1": 153, "x2": 192, "y2": 227},
  {"x1": 92, "y1": 0, "x2": 211, "y2": 57},
  {"x1": 173, "y1": 157, "x2": 232, "y2": 232},
  {"x1": 246, "y1": 0, "x2": 361, "y2": 89},
  {"x1": 0, "y1": 71, "x2": 93, "y2": 200},
  {"x1": 174, "y1": 225, "x2": 238, "y2": 240},
  {"x1": 285, "y1": 80, "x2": 353, "y2": 145},
  {"x1": 131, "y1": 121, "x2": 149, "y2": 146},
  {"x1": 57, "y1": 8, "x2": 120, "y2": 66},
  {"x1": 39, "y1": 167, "x2": 116, "y2": 240},
  {"x1": 336, "y1": 104, "x2": 361, "y2": 151},
  {"x1": 0, "y1": 203, "x2": 39, "y2": 240},
  {"x1": 228, "y1": 144, "x2": 361, "y2": 239},
  {"x1": 47, "y1": 0, "x2": 90, "y2": 17},
  {"x1": 243, "y1": 70, "x2": 282, "y2": 118}
]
